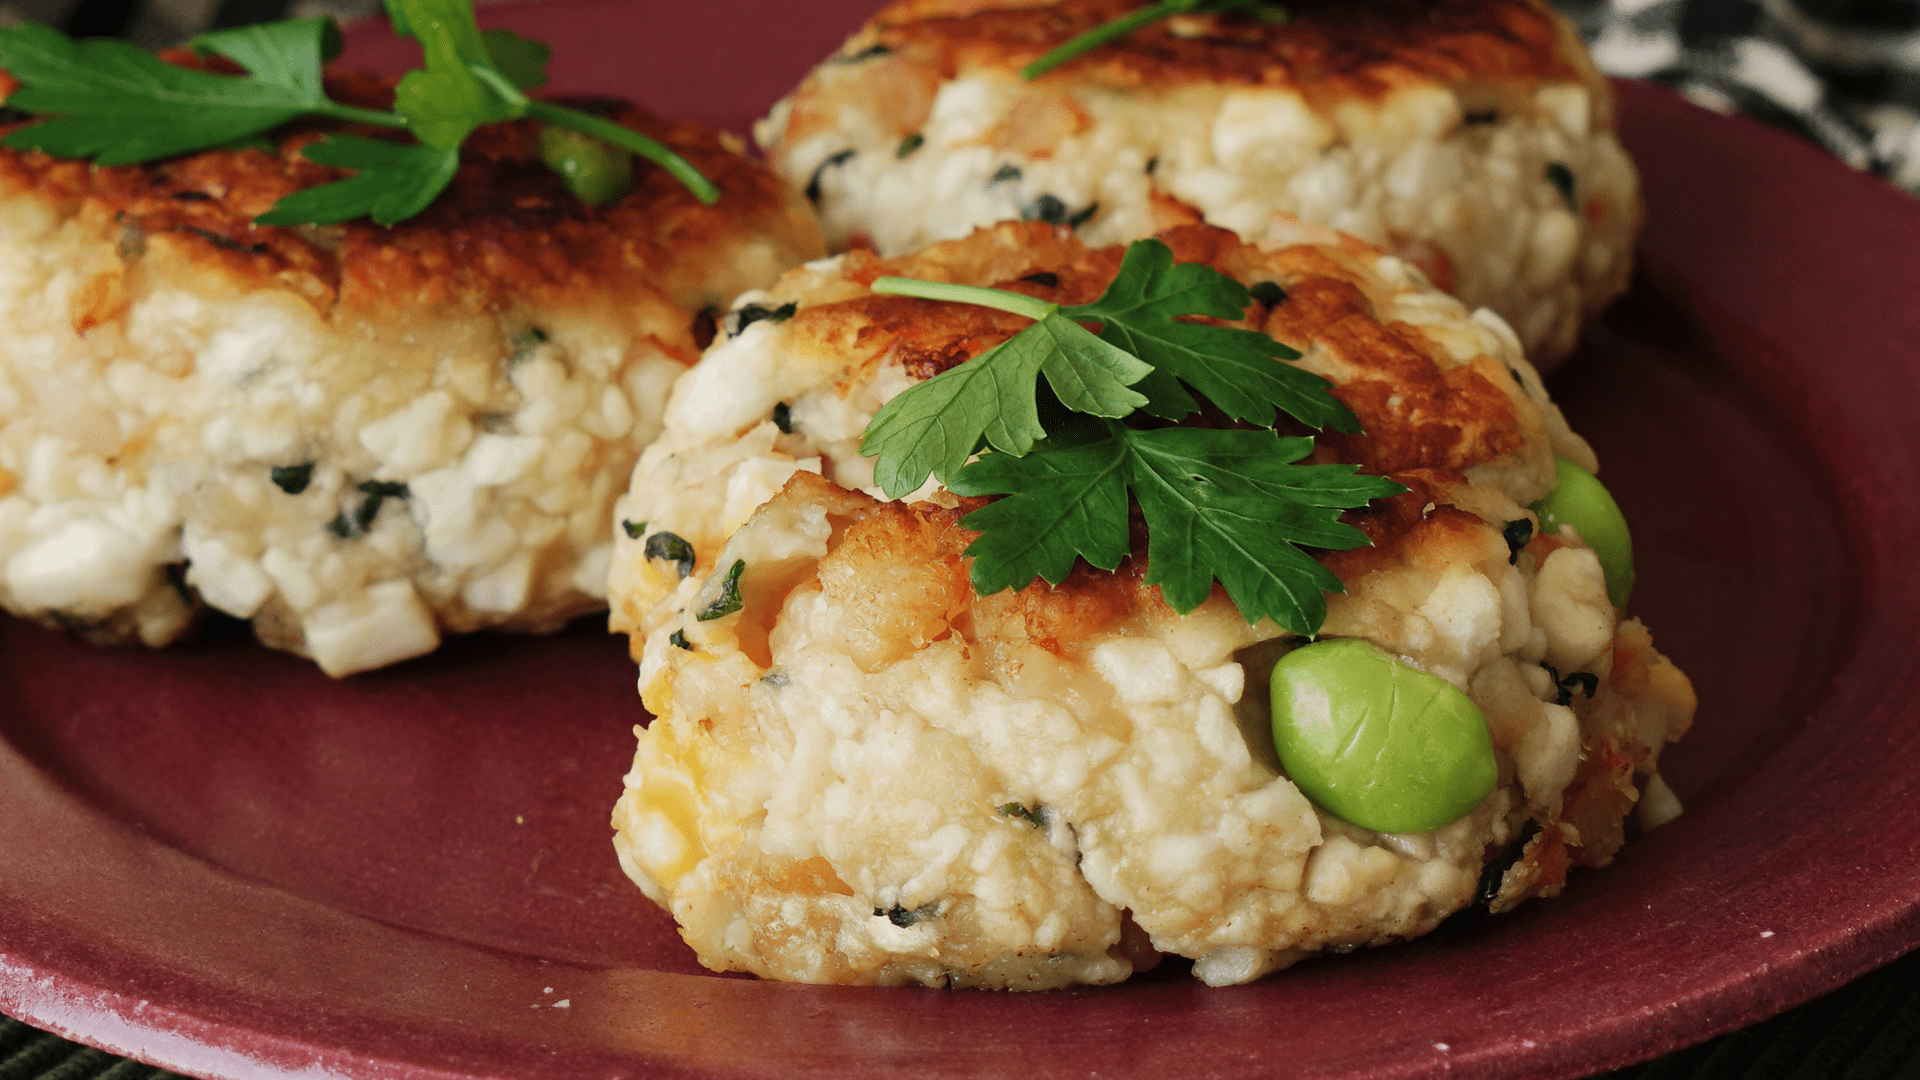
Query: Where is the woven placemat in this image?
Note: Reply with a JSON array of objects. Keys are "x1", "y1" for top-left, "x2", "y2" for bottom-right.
[
  {"x1": 0, "y1": 1017, "x2": 185, "y2": 1080},
  {"x1": 1602, "y1": 949, "x2": 1920, "y2": 1080},
  {"x1": 5, "y1": 949, "x2": 1918, "y2": 1079}
]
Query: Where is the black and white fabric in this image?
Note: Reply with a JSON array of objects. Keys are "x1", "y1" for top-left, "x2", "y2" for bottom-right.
[
  {"x1": 1557, "y1": 0, "x2": 1920, "y2": 191},
  {"x1": 1, "y1": 0, "x2": 1919, "y2": 193}
]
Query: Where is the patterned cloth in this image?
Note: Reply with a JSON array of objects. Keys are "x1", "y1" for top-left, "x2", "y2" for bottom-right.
[
  {"x1": 1, "y1": 0, "x2": 1917, "y2": 193},
  {"x1": 1559, "y1": 0, "x2": 1920, "y2": 191}
]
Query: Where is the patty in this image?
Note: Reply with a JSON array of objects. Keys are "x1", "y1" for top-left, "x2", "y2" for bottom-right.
[
  {"x1": 607, "y1": 221, "x2": 1695, "y2": 988},
  {"x1": 0, "y1": 68, "x2": 824, "y2": 675},
  {"x1": 756, "y1": 0, "x2": 1638, "y2": 365}
]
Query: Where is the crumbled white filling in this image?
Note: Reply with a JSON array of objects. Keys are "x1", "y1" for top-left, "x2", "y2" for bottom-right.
[
  {"x1": 0, "y1": 182, "x2": 804, "y2": 672},
  {"x1": 766, "y1": 71, "x2": 1638, "y2": 363}
]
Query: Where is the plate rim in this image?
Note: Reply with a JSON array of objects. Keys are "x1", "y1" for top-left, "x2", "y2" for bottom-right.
[{"x1": 4, "y1": 36, "x2": 1920, "y2": 1080}]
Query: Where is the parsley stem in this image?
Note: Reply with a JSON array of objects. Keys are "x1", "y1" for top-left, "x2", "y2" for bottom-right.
[
  {"x1": 466, "y1": 63, "x2": 529, "y2": 109},
  {"x1": 1019, "y1": 0, "x2": 1288, "y2": 80},
  {"x1": 1020, "y1": 0, "x2": 1193, "y2": 80},
  {"x1": 870, "y1": 277, "x2": 1056, "y2": 322},
  {"x1": 314, "y1": 103, "x2": 409, "y2": 129},
  {"x1": 524, "y1": 100, "x2": 719, "y2": 205}
]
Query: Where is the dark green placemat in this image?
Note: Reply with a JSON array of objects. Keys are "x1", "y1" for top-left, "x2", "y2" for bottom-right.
[
  {"x1": 0, "y1": 1017, "x2": 185, "y2": 1080},
  {"x1": 6, "y1": 949, "x2": 1919, "y2": 1080},
  {"x1": 1602, "y1": 949, "x2": 1920, "y2": 1080}
]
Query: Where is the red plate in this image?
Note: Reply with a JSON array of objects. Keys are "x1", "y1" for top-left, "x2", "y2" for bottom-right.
[{"x1": 5, "y1": 3, "x2": 1920, "y2": 1077}]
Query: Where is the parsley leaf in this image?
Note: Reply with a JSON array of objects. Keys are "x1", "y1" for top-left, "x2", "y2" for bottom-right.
[
  {"x1": 1022, "y1": 0, "x2": 1289, "y2": 80},
  {"x1": 190, "y1": 17, "x2": 340, "y2": 102},
  {"x1": 860, "y1": 238, "x2": 1355, "y2": 498},
  {"x1": 378, "y1": 0, "x2": 549, "y2": 89},
  {"x1": 696, "y1": 559, "x2": 747, "y2": 621},
  {"x1": 1066, "y1": 239, "x2": 1355, "y2": 431},
  {"x1": 860, "y1": 280, "x2": 1150, "y2": 497},
  {"x1": 1124, "y1": 427, "x2": 1390, "y2": 627},
  {"x1": 480, "y1": 30, "x2": 550, "y2": 90},
  {"x1": 0, "y1": 0, "x2": 714, "y2": 224},
  {"x1": 382, "y1": 0, "x2": 416, "y2": 36},
  {"x1": 389, "y1": 0, "x2": 515, "y2": 147},
  {"x1": 0, "y1": 19, "x2": 397, "y2": 164},
  {"x1": 860, "y1": 239, "x2": 1403, "y2": 636},
  {"x1": 946, "y1": 420, "x2": 1133, "y2": 591},
  {"x1": 253, "y1": 135, "x2": 459, "y2": 226},
  {"x1": 951, "y1": 420, "x2": 1401, "y2": 634}
]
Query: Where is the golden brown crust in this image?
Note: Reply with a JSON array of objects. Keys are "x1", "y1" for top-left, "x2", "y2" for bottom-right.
[
  {"x1": 787, "y1": 229, "x2": 1123, "y2": 382},
  {"x1": 1255, "y1": 256, "x2": 1523, "y2": 478},
  {"x1": 767, "y1": 473, "x2": 1163, "y2": 661},
  {"x1": 846, "y1": 0, "x2": 1588, "y2": 105},
  {"x1": 0, "y1": 67, "x2": 818, "y2": 324},
  {"x1": 1322, "y1": 483, "x2": 1486, "y2": 584}
]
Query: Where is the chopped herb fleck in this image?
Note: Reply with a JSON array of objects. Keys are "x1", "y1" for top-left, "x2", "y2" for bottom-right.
[
  {"x1": 1144, "y1": 156, "x2": 1158, "y2": 175},
  {"x1": 1472, "y1": 820, "x2": 1539, "y2": 909},
  {"x1": 352, "y1": 480, "x2": 409, "y2": 527},
  {"x1": 50, "y1": 610, "x2": 98, "y2": 633},
  {"x1": 837, "y1": 43, "x2": 890, "y2": 63},
  {"x1": 805, "y1": 149, "x2": 855, "y2": 203},
  {"x1": 1545, "y1": 162, "x2": 1576, "y2": 210},
  {"x1": 352, "y1": 495, "x2": 382, "y2": 531},
  {"x1": 1020, "y1": 194, "x2": 1067, "y2": 225},
  {"x1": 996, "y1": 802, "x2": 1045, "y2": 828},
  {"x1": 510, "y1": 327, "x2": 549, "y2": 361},
  {"x1": 876, "y1": 903, "x2": 935, "y2": 928},
  {"x1": 771, "y1": 401, "x2": 794, "y2": 434},
  {"x1": 896, "y1": 132, "x2": 924, "y2": 158},
  {"x1": 644, "y1": 531, "x2": 696, "y2": 579},
  {"x1": 1248, "y1": 280, "x2": 1286, "y2": 307},
  {"x1": 1502, "y1": 518, "x2": 1534, "y2": 564},
  {"x1": 1560, "y1": 671, "x2": 1599, "y2": 699},
  {"x1": 1542, "y1": 663, "x2": 1572, "y2": 706},
  {"x1": 990, "y1": 163, "x2": 1022, "y2": 184},
  {"x1": 270, "y1": 462, "x2": 314, "y2": 494},
  {"x1": 327, "y1": 512, "x2": 353, "y2": 539},
  {"x1": 164, "y1": 560, "x2": 195, "y2": 604},
  {"x1": 181, "y1": 225, "x2": 266, "y2": 255},
  {"x1": 669, "y1": 629, "x2": 691, "y2": 650},
  {"x1": 1020, "y1": 271, "x2": 1059, "y2": 288},
  {"x1": 1465, "y1": 109, "x2": 1499, "y2": 125},
  {"x1": 695, "y1": 559, "x2": 746, "y2": 622},
  {"x1": 622, "y1": 518, "x2": 647, "y2": 539},
  {"x1": 1017, "y1": 194, "x2": 1096, "y2": 228},
  {"x1": 1508, "y1": 364, "x2": 1527, "y2": 388},
  {"x1": 728, "y1": 301, "x2": 797, "y2": 337}
]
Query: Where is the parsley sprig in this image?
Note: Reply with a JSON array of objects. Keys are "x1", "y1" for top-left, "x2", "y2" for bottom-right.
[
  {"x1": 1021, "y1": 0, "x2": 1290, "y2": 80},
  {"x1": 858, "y1": 238, "x2": 1403, "y2": 636},
  {"x1": 0, "y1": 0, "x2": 718, "y2": 225}
]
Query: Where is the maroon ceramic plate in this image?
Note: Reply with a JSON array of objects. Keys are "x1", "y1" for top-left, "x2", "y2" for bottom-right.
[{"x1": 5, "y1": 3, "x2": 1920, "y2": 1077}]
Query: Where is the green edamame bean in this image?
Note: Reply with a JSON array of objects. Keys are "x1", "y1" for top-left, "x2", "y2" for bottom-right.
[
  {"x1": 1269, "y1": 639, "x2": 1498, "y2": 834},
  {"x1": 1531, "y1": 456, "x2": 1633, "y2": 609},
  {"x1": 540, "y1": 125, "x2": 633, "y2": 207}
]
